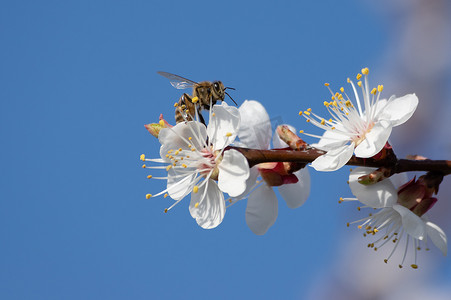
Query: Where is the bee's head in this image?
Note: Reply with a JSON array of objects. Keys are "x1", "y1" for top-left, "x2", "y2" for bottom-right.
[{"x1": 211, "y1": 81, "x2": 225, "y2": 103}]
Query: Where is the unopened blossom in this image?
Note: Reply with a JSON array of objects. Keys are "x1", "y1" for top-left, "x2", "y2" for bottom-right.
[
  {"x1": 300, "y1": 68, "x2": 418, "y2": 171},
  {"x1": 234, "y1": 100, "x2": 310, "y2": 235},
  {"x1": 141, "y1": 102, "x2": 250, "y2": 229},
  {"x1": 342, "y1": 167, "x2": 447, "y2": 269}
]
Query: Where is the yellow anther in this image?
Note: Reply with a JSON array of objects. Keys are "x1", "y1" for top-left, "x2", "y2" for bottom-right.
[
  {"x1": 194, "y1": 202, "x2": 199, "y2": 208},
  {"x1": 362, "y1": 67, "x2": 369, "y2": 75},
  {"x1": 373, "y1": 228, "x2": 379, "y2": 233},
  {"x1": 346, "y1": 223, "x2": 349, "y2": 227},
  {"x1": 304, "y1": 111, "x2": 310, "y2": 116},
  {"x1": 182, "y1": 164, "x2": 187, "y2": 168},
  {"x1": 181, "y1": 105, "x2": 186, "y2": 109},
  {"x1": 356, "y1": 73, "x2": 362, "y2": 80},
  {"x1": 371, "y1": 88, "x2": 377, "y2": 95},
  {"x1": 345, "y1": 100, "x2": 352, "y2": 107},
  {"x1": 324, "y1": 83, "x2": 330, "y2": 87},
  {"x1": 340, "y1": 87, "x2": 344, "y2": 93},
  {"x1": 178, "y1": 148, "x2": 182, "y2": 152},
  {"x1": 357, "y1": 207, "x2": 361, "y2": 211},
  {"x1": 306, "y1": 119, "x2": 310, "y2": 123},
  {"x1": 332, "y1": 101, "x2": 337, "y2": 106},
  {"x1": 307, "y1": 108, "x2": 312, "y2": 112},
  {"x1": 320, "y1": 119, "x2": 325, "y2": 125},
  {"x1": 226, "y1": 132, "x2": 232, "y2": 137},
  {"x1": 384, "y1": 259, "x2": 388, "y2": 264},
  {"x1": 358, "y1": 225, "x2": 362, "y2": 229},
  {"x1": 378, "y1": 85, "x2": 384, "y2": 92},
  {"x1": 337, "y1": 94, "x2": 343, "y2": 100},
  {"x1": 331, "y1": 96, "x2": 335, "y2": 100},
  {"x1": 212, "y1": 113, "x2": 216, "y2": 116},
  {"x1": 166, "y1": 165, "x2": 172, "y2": 171},
  {"x1": 146, "y1": 194, "x2": 152, "y2": 199},
  {"x1": 331, "y1": 127, "x2": 335, "y2": 130},
  {"x1": 142, "y1": 164, "x2": 146, "y2": 168},
  {"x1": 174, "y1": 150, "x2": 179, "y2": 155},
  {"x1": 299, "y1": 130, "x2": 304, "y2": 134},
  {"x1": 323, "y1": 101, "x2": 329, "y2": 107},
  {"x1": 140, "y1": 154, "x2": 145, "y2": 161},
  {"x1": 191, "y1": 96, "x2": 199, "y2": 103},
  {"x1": 398, "y1": 265, "x2": 403, "y2": 269},
  {"x1": 193, "y1": 186, "x2": 199, "y2": 193},
  {"x1": 165, "y1": 154, "x2": 169, "y2": 158},
  {"x1": 159, "y1": 120, "x2": 165, "y2": 126},
  {"x1": 164, "y1": 193, "x2": 168, "y2": 198},
  {"x1": 187, "y1": 144, "x2": 192, "y2": 148},
  {"x1": 174, "y1": 102, "x2": 179, "y2": 107},
  {"x1": 188, "y1": 137, "x2": 192, "y2": 140},
  {"x1": 411, "y1": 264, "x2": 418, "y2": 269},
  {"x1": 147, "y1": 175, "x2": 152, "y2": 179},
  {"x1": 328, "y1": 118, "x2": 332, "y2": 122},
  {"x1": 168, "y1": 149, "x2": 173, "y2": 154},
  {"x1": 164, "y1": 208, "x2": 168, "y2": 213},
  {"x1": 299, "y1": 110, "x2": 303, "y2": 116},
  {"x1": 357, "y1": 81, "x2": 362, "y2": 87},
  {"x1": 347, "y1": 78, "x2": 351, "y2": 83},
  {"x1": 229, "y1": 199, "x2": 233, "y2": 203}
]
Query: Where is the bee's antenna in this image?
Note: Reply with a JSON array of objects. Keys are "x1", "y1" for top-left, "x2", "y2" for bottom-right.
[
  {"x1": 225, "y1": 86, "x2": 235, "y2": 90},
  {"x1": 225, "y1": 91, "x2": 237, "y2": 106}
]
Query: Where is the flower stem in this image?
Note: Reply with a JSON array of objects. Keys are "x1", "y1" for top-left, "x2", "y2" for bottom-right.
[{"x1": 228, "y1": 146, "x2": 451, "y2": 175}]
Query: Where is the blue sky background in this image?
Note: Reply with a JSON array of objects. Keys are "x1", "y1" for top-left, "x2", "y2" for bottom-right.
[{"x1": 1, "y1": 1, "x2": 450, "y2": 299}]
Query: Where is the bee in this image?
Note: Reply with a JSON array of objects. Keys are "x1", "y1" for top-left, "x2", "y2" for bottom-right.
[{"x1": 157, "y1": 71, "x2": 236, "y2": 124}]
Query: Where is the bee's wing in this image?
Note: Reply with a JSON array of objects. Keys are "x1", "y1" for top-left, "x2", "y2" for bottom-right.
[{"x1": 157, "y1": 71, "x2": 198, "y2": 89}]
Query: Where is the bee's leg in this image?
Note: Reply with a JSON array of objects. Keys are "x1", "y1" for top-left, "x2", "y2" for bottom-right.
[{"x1": 181, "y1": 93, "x2": 194, "y2": 122}]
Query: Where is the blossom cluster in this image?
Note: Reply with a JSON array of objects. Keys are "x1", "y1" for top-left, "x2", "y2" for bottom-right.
[{"x1": 141, "y1": 68, "x2": 447, "y2": 269}]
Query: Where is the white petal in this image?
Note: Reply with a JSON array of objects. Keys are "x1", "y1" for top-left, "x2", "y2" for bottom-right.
[
  {"x1": 392, "y1": 204, "x2": 426, "y2": 240},
  {"x1": 389, "y1": 172, "x2": 409, "y2": 190},
  {"x1": 310, "y1": 129, "x2": 349, "y2": 151},
  {"x1": 159, "y1": 121, "x2": 207, "y2": 157},
  {"x1": 377, "y1": 94, "x2": 418, "y2": 127},
  {"x1": 167, "y1": 168, "x2": 195, "y2": 200},
  {"x1": 238, "y1": 100, "x2": 272, "y2": 149},
  {"x1": 348, "y1": 167, "x2": 398, "y2": 208},
  {"x1": 189, "y1": 180, "x2": 225, "y2": 229},
  {"x1": 354, "y1": 122, "x2": 392, "y2": 158},
  {"x1": 425, "y1": 221, "x2": 447, "y2": 256},
  {"x1": 207, "y1": 102, "x2": 240, "y2": 150},
  {"x1": 218, "y1": 149, "x2": 250, "y2": 197},
  {"x1": 245, "y1": 184, "x2": 278, "y2": 235},
  {"x1": 278, "y1": 167, "x2": 310, "y2": 209},
  {"x1": 232, "y1": 167, "x2": 259, "y2": 200},
  {"x1": 311, "y1": 143, "x2": 355, "y2": 172}
]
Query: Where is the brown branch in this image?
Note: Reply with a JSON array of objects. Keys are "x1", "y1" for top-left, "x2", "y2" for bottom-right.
[{"x1": 228, "y1": 146, "x2": 451, "y2": 175}]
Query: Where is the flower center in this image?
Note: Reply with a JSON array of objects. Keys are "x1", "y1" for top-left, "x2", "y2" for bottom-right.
[{"x1": 198, "y1": 148, "x2": 222, "y2": 180}]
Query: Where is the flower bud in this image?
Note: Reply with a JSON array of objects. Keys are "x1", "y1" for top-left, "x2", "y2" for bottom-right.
[
  {"x1": 144, "y1": 114, "x2": 173, "y2": 138},
  {"x1": 276, "y1": 125, "x2": 308, "y2": 150}
]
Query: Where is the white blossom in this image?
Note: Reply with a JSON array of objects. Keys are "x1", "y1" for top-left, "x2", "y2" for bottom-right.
[
  {"x1": 342, "y1": 167, "x2": 447, "y2": 269},
  {"x1": 142, "y1": 102, "x2": 249, "y2": 229},
  {"x1": 300, "y1": 68, "x2": 418, "y2": 171},
  {"x1": 234, "y1": 100, "x2": 310, "y2": 235}
]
